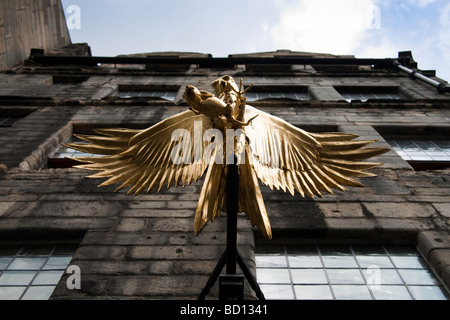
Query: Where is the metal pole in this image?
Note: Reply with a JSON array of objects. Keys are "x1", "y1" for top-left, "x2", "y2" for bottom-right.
[
  {"x1": 226, "y1": 155, "x2": 239, "y2": 275},
  {"x1": 218, "y1": 154, "x2": 244, "y2": 300}
]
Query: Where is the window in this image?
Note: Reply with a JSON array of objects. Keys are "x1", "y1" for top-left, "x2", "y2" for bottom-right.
[
  {"x1": 375, "y1": 126, "x2": 450, "y2": 170},
  {"x1": 116, "y1": 85, "x2": 179, "y2": 101},
  {"x1": 388, "y1": 140, "x2": 450, "y2": 162},
  {"x1": 340, "y1": 92, "x2": 403, "y2": 102},
  {"x1": 117, "y1": 91, "x2": 177, "y2": 101},
  {"x1": 245, "y1": 86, "x2": 310, "y2": 102},
  {"x1": 0, "y1": 245, "x2": 76, "y2": 300},
  {"x1": 256, "y1": 245, "x2": 449, "y2": 300},
  {"x1": 48, "y1": 136, "x2": 104, "y2": 168},
  {"x1": 246, "y1": 92, "x2": 310, "y2": 102},
  {"x1": 335, "y1": 87, "x2": 403, "y2": 102}
]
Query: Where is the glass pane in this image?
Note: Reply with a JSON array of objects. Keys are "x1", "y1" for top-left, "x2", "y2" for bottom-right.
[
  {"x1": 371, "y1": 286, "x2": 412, "y2": 300},
  {"x1": 322, "y1": 256, "x2": 358, "y2": 268},
  {"x1": 288, "y1": 255, "x2": 322, "y2": 268},
  {"x1": 32, "y1": 271, "x2": 65, "y2": 285},
  {"x1": 0, "y1": 257, "x2": 13, "y2": 270},
  {"x1": 376, "y1": 269, "x2": 404, "y2": 285},
  {"x1": 332, "y1": 285, "x2": 372, "y2": 300},
  {"x1": 21, "y1": 286, "x2": 56, "y2": 300},
  {"x1": 0, "y1": 271, "x2": 36, "y2": 285},
  {"x1": 391, "y1": 256, "x2": 427, "y2": 269},
  {"x1": 295, "y1": 285, "x2": 333, "y2": 300},
  {"x1": 0, "y1": 286, "x2": 26, "y2": 300},
  {"x1": 255, "y1": 255, "x2": 287, "y2": 268},
  {"x1": 256, "y1": 268, "x2": 290, "y2": 284},
  {"x1": 287, "y1": 246, "x2": 321, "y2": 268},
  {"x1": 356, "y1": 255, "x2": 393, "y2": 268},
  {"x1": 291, "y1": 269, "x2": 328, "y2": 284},
  {"x1": 327, "y1": 269, "x2": 365, "y2": 284},
  {"x1": 409, "y1": 286, "x2": 448, "y2": 300},
  {"x1": 398, "y1": 269, "x2": 440, "y2": 285},
  {"x1": 44, "y1": 257, "x2": 72, "y2": 270},
  {"x1": 7, "y1": 257, "x2": 47, "y2": 270},
  {"x1": 260, "y1": 285, "x2": 294, "y2": 300}
]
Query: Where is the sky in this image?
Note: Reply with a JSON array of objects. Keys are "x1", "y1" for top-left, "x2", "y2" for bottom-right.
[{"x1": 61, "y1": 0, "x2": 450, "y2": 81}]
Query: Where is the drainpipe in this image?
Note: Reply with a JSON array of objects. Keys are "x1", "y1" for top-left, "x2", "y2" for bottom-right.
[{"x1": 394, "y1": 61, "x2": 450, "y2": 94}]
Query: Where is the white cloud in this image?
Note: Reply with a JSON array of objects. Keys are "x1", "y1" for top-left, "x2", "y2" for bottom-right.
[
  {"x1": 270, "y1": 0, "x2": 378, "y2": 55},
  {"x1": 411, "y1": 0, "x2": 436, "y2": 7},
  {"x1": 437, "y1": 3, "x2": 450, "y2": 80}
]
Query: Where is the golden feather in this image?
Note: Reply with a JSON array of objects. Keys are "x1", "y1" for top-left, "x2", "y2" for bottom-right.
[{"x1": 66, "y1": 76, "x2": 390, "y2": 240}]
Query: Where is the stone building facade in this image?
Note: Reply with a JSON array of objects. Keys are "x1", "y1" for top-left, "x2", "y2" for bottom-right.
[
  {"x1": 0, "y1": 0, "x2": 71, "y2": 70},
  {"x1": 0, "y1": 4, "x2": 450, "y2": 302}
]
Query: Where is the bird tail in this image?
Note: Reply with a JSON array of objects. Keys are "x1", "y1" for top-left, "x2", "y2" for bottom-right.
[
  {"x1": 194, "y1": 149, "x2": 226, "y2": 236},
  {"x1": 239, "y1": 146, "x2": 272, "y2": 240},
  {"x1": 194, "y1": 146, "x2": 272, "y2": 240}
]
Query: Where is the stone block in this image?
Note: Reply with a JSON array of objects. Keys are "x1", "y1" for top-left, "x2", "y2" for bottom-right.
[
  {"x1": 429, "y1": 249, "x2": 450, "y2": 276},
  {"x1": 128, "y1": 245, "x2": 222, "y2": 260},
  {"x1": 417, "y1": 230, "x2": 450, "y2": 259},
  {"x1": 363, "y1": 202, "x2": 436, "y2": 218},
  {"x1": 74, "y1": 246, "x2": 127, "y2": 261},
  {"x1": 318, "y1": 202, "x2": 364, "y2": 217},
  {"x1": 115, "y1": 218, "x2": 147, "y2": 232},
  {"x1": 433, "y1": 203, "x2": 450, "y2": 218}
]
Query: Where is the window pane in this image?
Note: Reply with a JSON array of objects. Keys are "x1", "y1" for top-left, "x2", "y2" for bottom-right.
[
  {"x1": 398, "y1": 269, "x2": 440, "y2": 285},
  {"x1": 256, "y1": 268, "x2": 290, "y2": 284},
  {"x1": 255, "y1": 255, "x2": 287, "y2": 268},
  {"x1": 7, "y1": 258, "x2": 47, "y2": 270},
  {"x1": 32, "y1": 271, "x2": 65, "y2": 285},
  {"x1": 376, "y1": 269, "x2": 404, "y2": 285},
  {"x1": 356, "y1": 255, "x2": 393, "y2": 268},
  {"x1": 44, "y1": 257, "x2": 72, "y2": 270},
  {"x1": 0, "y1": 287, "x2": 25, "y2": 300},
  {"x1": 371, "y1": 286, "x2": 412, "y2": 300},
  {"x1": 291, "y1": 269, "x2": 328, "y2": 284},
  {"x1": 322, "y1": 256, "x2": 358, "y2": 268},
  {"x1": 295, "y1": 285, "x2": 333, "y2": 300},
  {"x1": 409, "y1": 286, "x2": 448, "y2": 300},
  {"x1": 332, "y1": 285, "x2": 372, "y2": 300},
  {"x1": 0, "y1": 271, "x2": 36, "y2": 285},
  {"x1": 327, "y1": 269, "x2": 365, "y2": 284},
  {"x1": 0, "y1": 258, "x2": 12, "y2": 270},
  {"x1": 22, "y1": 286, "x2": 56, "y2": 300},
  {"x1": 288, "y1": 255, "x2": 322, "y2": 268},
  {"x1": 391, "y1": 256, "x2": 427, "y2": 269},
  {"x1": 260, "y1": 285, "x2": 294, "y2": 300}
]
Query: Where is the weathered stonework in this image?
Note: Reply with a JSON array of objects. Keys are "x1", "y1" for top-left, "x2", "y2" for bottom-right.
[{"x1": 0, "y1": 42, "x2": 449, "y2": 299}]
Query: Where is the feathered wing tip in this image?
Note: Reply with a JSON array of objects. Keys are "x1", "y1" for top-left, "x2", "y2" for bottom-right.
[
  {"x1": 311, "y1": 132, "x2": 391, "y2": 194},
  {"x1": 63, "y1": 110, "x2": 213, "y2": 197},
  {"x1": 194, "y1": 150, "x2": 227, "y2": 236},
  {"x1": 244, "y1": 105, "x2": 391, "y2": 201},
  {"x1": 239, "y1": 146, "x2": 272, "y2": 240}
]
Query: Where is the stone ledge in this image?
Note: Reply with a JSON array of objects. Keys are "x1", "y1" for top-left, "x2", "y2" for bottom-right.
[{"x1": 417, "y1": 230, "x2": 450, "y2": 259}]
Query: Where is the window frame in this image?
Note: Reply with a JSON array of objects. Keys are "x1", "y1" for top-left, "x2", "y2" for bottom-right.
[{"x1": 255, "y1": 244, "x2": 450, "y2": 300}]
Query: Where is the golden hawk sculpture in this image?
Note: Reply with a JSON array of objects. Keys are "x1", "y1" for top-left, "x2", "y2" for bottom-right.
[{"x1": 66, "y1": 75, "x2": 389, "y2": 240}]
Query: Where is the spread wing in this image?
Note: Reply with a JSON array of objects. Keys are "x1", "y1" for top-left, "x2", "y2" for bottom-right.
[
  {"x1": 65, "y1": 110, "x2": 214, "y2": 195},
  {"x1": 244, "y1": 105, "x2": 390, "y2": 198}
]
